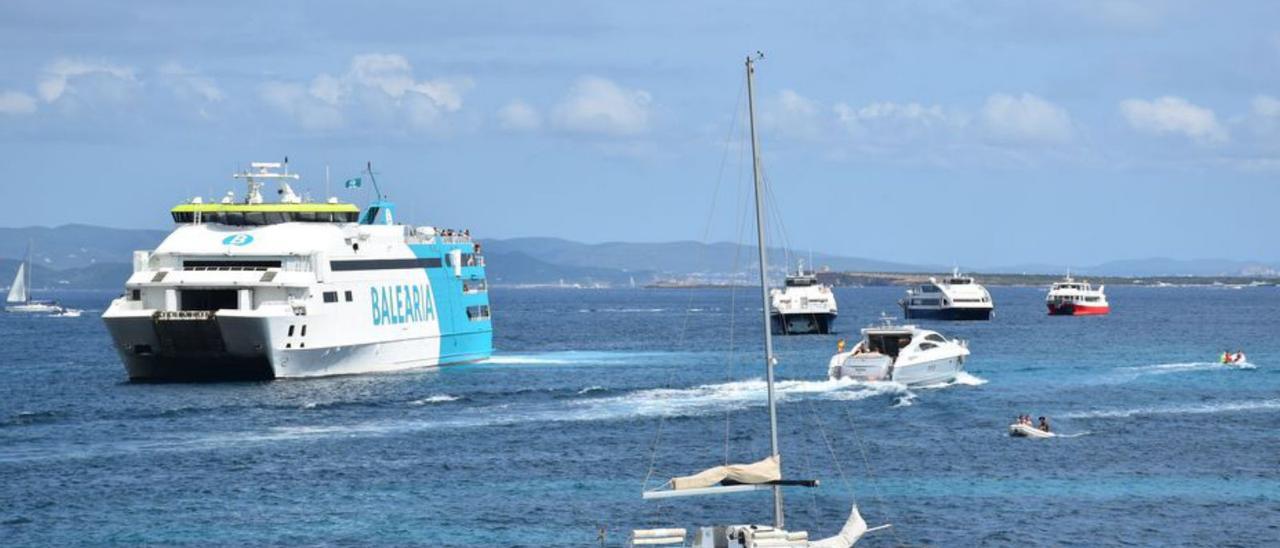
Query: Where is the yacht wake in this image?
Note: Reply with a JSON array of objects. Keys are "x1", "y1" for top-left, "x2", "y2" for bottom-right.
[
  {"x1": 1062, "y1": 399, "x2": 1280, "y2": 419},
  {"x1": 481, "y1": 351, "x2": 686, "y2": 367},
  {"x1": 917, "y1": 371, "x2": 989, "y2": 390},
  {"x1": 1122, "y1": 361, "x2": 1256, "y2": 375},
  {"x1": 571, "y1": 377, "x2": 907, "y2": 420},
  {"x1": 409, "y1": 394, "x2": 461, "y2": 405}
]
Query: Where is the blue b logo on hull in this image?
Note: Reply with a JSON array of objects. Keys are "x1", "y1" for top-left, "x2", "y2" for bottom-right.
[{"x1": 222, "y1": 234, "x2": 254, "y2": 246}]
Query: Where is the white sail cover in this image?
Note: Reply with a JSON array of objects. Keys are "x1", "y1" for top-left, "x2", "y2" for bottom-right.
[
  {"x1": 809, "y1": 505, "x2": 868, "y2": 548},
  {"x1": 670, "y1": 455, "x2": 780, "y2": 490},
  {"x1": 6, "y1": 263, "x2": 26, "y2": 303}
]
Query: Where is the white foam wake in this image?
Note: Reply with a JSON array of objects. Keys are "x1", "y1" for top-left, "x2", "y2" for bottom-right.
[
  {"x1": 482, "y1": 351, "x2": 683, "y2": 367},
  {"x1": 570, "y1": 377, "x2": 910, "y2": 421},
  {"x1": 1122, "y1": 361, "x2": 1256, "y2": 375},
  {"x1": 916, "y1": 371, "x2": 989, "y2": 390},
  {"x1": 409, "y1": 394, "x2": 460, "y2": 405},
  {"x1": 1062, "y1": 399, "x2": 1280, "y2": 419}
]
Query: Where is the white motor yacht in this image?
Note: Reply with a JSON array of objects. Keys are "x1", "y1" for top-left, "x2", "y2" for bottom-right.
[
  {"x1": 899, "y1": 269, "x2": 993, "y2": 321},
  {"x1": 828, "y1": 317, "x2": 969, "y2": 386}
]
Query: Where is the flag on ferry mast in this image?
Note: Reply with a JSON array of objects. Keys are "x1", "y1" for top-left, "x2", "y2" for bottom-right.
[{"x1": 343, "y1": 177, "x2": 362, "y2": 189}]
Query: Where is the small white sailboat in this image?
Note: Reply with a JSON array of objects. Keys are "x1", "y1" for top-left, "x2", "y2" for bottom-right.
[
  {"x1": 5, "y1": 242, "x2": 64, "y2": 314},
  {"x1": 629, "y1": 54, "x2": 886, "y2": 548}
]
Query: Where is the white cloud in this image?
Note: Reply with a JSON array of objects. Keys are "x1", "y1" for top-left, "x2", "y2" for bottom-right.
[
  {"x1": 0, "y1": 91, "x2": 37, "y2": 115},
  {"x1": 833, "y1": 100, "x2": 967, "y2": 150},
  {"x1": 835, "y1": 100, "x2": 959, "y2": 130},
  {"x1": 980, "y1": 93, "x2": 1074, "y2": 144},
  {"x1": 1253, "y1": 95, "x2": 1280, "y2": 119},
  {"x1": 157, "y1": 62, "x2": 224, "y2": 103},
  {"x1": 497, "y1": 100, "x2": 541, "y2": 131},
  {"x1": 769, "y1": 89, "x2": 824, "y2": 140},
  {"x1": 260, "y1": 53, "x2": 472, "y2": 132},
  {"x1": 260, "y1": 82, "x2": 343, "y2": 130},
  {"x1": 1120, "y1": 96, "x2": 1227, "y2": 144},
  {"x1": 37, "y1": 58, "x2": 137, "y2": 103},
  {"x1": 551, "y1": 76, "x2": 651, "y2": 136}
]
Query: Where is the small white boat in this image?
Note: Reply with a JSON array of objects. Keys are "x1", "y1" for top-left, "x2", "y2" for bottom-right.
[
  {"x1": 1220, "y1": 352, "x2": 1248, "y2": 366},
  {"x1": 1009, "y1": 423, "x2": 1055, "y2": 438},
  {"x1": 828, "y1": 317, "x2": 969, "y2": 386},
  {"x1": 5, "y1": 242, "x2": 65, "y2": 315}
]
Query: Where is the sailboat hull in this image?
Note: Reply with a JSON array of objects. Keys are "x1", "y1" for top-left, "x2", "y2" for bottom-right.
[{"x1": 5, "y1": 302, "x2": 63, "y2": 314}]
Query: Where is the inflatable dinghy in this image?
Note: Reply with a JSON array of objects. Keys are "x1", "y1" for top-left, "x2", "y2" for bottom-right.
[
  {"x1": 1009, "y1": 423, "x2": 1055, "y2": 438},
  {"x1": 1222, "y1": 353, "x2": 1248, "y2": 367}
]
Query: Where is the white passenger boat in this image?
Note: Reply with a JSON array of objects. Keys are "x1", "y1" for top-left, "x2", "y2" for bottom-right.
[
  {"x1": 1045, "y1": 274, "x2": 1109, "y2": 316},
  {"x1": 770, "y1": 260, "x2": 838, "y2": 334},
  {"x1": 899, "y1": 269, "x2": 993, "y2": 321},
  {"x1": 5, "y1": 242, "x2": 65, "y2": 314},
  {"x1": 628, "y1": 54, "x2": 884, "y2": 548},
  {"x1": 1008, "y1": 423, "x2": 1055, "y2": 438},
  {"x1": 828, "y1": 318, "x2": 969, "y2": 386},
  {"x1": 101, "y1": 161, "x2": 493, "y2": 381}
]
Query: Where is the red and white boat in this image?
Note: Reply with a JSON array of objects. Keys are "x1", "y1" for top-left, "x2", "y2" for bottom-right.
[{"x1": 1045, "y1": 275, "x2": 1109, "y2": 316}]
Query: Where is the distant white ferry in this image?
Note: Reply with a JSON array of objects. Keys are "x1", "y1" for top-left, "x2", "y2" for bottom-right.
[
  {"x1": 899, "y1": 269, "x2": 993, "y2": 321},
  {"x1": 769, "y1": 261, "x2": 837, "y2": 334},
  {"x1": 102, "y1": 161, "x2": 493, "y2": 381}
]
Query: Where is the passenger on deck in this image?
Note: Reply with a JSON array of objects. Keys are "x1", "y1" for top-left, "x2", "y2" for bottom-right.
[{"x1": 1038, "y1": 416, "x2": 1050, "y2": 433}]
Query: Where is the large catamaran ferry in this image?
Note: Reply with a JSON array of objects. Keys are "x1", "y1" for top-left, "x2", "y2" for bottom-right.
[{"x1": 102, "y1": 161, "x2": 492, "y2": 381}]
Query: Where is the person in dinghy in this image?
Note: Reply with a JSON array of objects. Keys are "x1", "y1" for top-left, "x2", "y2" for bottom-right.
[{"x1": 1220, "y1": 350, "x2": 1247, "y2": 365}]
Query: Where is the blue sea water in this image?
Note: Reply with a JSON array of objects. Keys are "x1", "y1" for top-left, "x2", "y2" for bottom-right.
[{"x1": 2, "y1": 286, "x2": 1278, "y2": 546}]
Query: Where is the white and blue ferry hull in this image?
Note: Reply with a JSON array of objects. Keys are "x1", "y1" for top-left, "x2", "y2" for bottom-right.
[{"x1": 103, "y1": 222, "x2": 492, "y2": 381}]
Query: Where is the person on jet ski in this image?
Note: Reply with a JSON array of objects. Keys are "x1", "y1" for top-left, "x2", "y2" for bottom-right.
[{"x1": 1038, "y1": 416, "x2": 1051, "y2": 433}]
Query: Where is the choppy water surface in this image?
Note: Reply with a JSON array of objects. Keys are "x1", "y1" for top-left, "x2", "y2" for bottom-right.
[{"x1": 2, "y1": 286, "x2": 1278, "y2": 546}]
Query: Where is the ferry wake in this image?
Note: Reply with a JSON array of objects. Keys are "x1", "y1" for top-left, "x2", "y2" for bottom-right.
[{"x1": 102, "y1": 161, "x2": 493, "y2": 381}]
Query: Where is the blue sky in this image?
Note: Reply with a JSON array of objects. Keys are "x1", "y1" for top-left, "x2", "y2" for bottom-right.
[{"x1": 1, "y1": 1, "x2": 1278, "y2": 266}]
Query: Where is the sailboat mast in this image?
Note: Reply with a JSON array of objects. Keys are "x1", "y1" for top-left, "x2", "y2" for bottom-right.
[
  {"x1": 25, "y1": 240, "x2": 32, "y2": 304},
  {"x1": 745, "y1": 53, "x2": 784, "y2": 529}
]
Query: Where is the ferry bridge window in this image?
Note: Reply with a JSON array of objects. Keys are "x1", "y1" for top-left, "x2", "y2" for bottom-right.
[{"x1": 322, "y1": 291, "x2": 339, "y2": 303}]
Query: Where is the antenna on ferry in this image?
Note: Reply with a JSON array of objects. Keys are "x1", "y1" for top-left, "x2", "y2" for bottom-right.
[{"x1": 366, "y1": 161, "x2": 384, "y2": 201}]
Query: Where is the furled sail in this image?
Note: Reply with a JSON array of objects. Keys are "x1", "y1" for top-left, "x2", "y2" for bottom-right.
[
  {"x1": 7, "y1": 263, "x2": 26, "y2": 303},
  {"x1": 671, "y1": 455, "x2": 780, "y2": 490},
  {"x1": 809, "y1": 505, "x2": 868, "y2": 548}
]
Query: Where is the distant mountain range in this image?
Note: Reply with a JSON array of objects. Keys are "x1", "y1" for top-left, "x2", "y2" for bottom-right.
[{"x1": 1, "y1": 225, "x2": 1277, "y2": 290}]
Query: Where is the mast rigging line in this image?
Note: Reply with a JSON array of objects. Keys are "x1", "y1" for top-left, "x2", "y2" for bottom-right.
[{"x1": 641, "y1": 75, "x2": 747, "y2": 495}]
